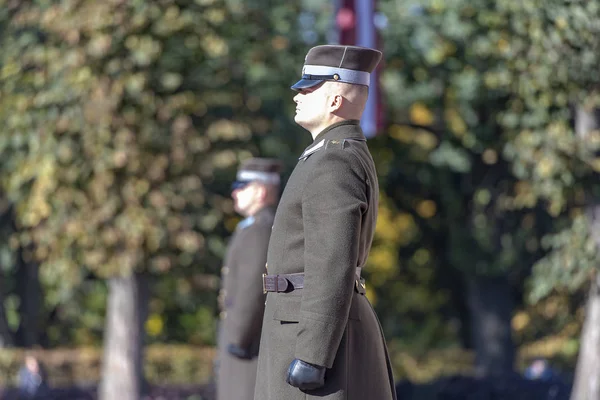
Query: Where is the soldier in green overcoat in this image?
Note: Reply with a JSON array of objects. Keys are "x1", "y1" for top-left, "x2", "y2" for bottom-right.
[
  {"x1": 254, "y1": 45, "x2": 397, "y2": 399},
  {"x1": 216, "y1": 158, "x2": 282, "y2": 400}
]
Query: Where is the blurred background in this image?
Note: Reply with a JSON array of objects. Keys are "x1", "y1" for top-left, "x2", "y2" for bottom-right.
[{"x1": 0, "y1": 0, "x2": 599, "y2": 399}]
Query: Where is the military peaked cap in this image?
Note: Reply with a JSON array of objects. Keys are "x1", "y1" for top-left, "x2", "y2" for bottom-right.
[
  {"x1": 291, "y1": 45, "x2": 383, "y2": 91},
  {"x1": 232, "y1": 158, "x2": 283, "y2": 190}
]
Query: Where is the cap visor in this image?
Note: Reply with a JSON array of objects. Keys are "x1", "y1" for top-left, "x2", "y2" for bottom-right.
[
  {"x1": 231, "y1": 181, "x2": 250, "y2": 191},
  {"x1": 291, "y1": 78, "x2": 324, "y2": 91}
]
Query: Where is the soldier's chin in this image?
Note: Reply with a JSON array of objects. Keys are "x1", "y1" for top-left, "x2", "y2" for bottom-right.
[{"x1": 294, "y1": 114, "x2": 307, "y2": 127}]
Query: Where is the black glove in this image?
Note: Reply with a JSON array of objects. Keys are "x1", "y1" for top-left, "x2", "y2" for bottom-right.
[
  {"x1": 286, "y1": 358, "x2": 326, "y2": 390},
  {"x1": 227, "y1": 343, "x2": 253, "y2": 359}
]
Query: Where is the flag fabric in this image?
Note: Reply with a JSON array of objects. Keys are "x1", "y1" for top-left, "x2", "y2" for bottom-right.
[{"x1": 335, "y1": 0, "x2": 383, "y2": 138}]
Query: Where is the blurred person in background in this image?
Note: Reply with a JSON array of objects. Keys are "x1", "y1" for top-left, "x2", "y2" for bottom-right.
[
  {"x1": 17, "y1": 355, "x2": 48, "y2": 399},
  {"x1": 215, "y1": 158, "x2": 282, "y2": 400},
  {"x1": 524, "y1": 358, "x2": 556, "y2": 381}
]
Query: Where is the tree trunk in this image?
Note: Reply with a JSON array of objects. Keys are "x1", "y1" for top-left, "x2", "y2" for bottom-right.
[
  {"x1": 466, "y1": 275, "x2": 515, "y2": 377},
  {"x1": 570, "y1": 274, "x2": 600, "y2": 400},
  {"x1": 570, "y1": 106, "x2": 600, "y2": 400},
  {"x1": 15, "y1": 249, "x2": 42, "y2": 347},
  {"x1": 0, "y1": 285, "x2": 14, "y2": 348},
  {"x1": 0, "y1": 199, "x2": 14, "y2": 347},
  {"x1": 99, "y1": 273, "x2": 148, "y2": 400},
  {"x1": 571, "y1": 106, "x2": 600, "y2": 400}
]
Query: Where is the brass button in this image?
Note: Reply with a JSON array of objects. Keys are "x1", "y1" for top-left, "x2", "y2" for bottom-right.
[{"x1": 333, "y1": 73, "x2": 340, "y2": 80}]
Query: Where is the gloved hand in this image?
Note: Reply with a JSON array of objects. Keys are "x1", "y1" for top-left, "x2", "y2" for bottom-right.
[
  {"x1": 286, "y1": 358, "x2": 326, "y2": 390},
  {"x1": 227, "y1": 343, "x2": 253, "y2": 360}
]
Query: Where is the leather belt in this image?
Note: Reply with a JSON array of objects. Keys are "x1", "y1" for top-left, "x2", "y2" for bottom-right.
[{"x1": 263, "y1": 268, "x2": 365, "y2": 295}]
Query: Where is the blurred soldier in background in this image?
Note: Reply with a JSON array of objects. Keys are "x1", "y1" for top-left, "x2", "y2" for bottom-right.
[{"x1": 216, "y1": 158, "x2": 282, "y2": 400}]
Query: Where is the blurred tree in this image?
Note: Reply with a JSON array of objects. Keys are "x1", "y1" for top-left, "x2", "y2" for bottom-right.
[
  {"x1": 0, "y1": 0, "x2": 307, "y2": 396},
  {"x1": 377, "y1": 0, "x2": 600, "y2": 378},
  {"x1": 377, "y1": 0, "x2": 530, "y2": 376},
  {"x1": 495, "y1": 1, "x2": 600, "y2": 396}
]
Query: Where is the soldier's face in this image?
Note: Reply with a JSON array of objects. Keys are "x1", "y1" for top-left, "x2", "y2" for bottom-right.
[
  {"x1": 293, "y1": 83, "x2": 330, "y2": 131},
  {"x1": 232, "y1": 182, "x2": 260, "y2": 216}
]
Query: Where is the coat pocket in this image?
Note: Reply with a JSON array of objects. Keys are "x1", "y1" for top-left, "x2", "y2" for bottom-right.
[
  {"x1": 272, "y1": 294, "x2": 301, "y2": 322},
  {"x1": 272, "y1": 293, "x2": 361, "y2": 322}
]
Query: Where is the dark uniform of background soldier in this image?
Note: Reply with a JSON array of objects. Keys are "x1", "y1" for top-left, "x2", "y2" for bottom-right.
[
  {"x1": 254, "y1": 45, "x2": 397, "y2": 399},
  {"x1": 216, "y1": 158, "x2": 282, "y2": 400}
]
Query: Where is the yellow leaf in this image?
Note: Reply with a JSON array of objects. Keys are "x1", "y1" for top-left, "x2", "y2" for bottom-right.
[
  {"x1": 413, "y1": 131, "x2": 439, "y2": 151},
  {"x1": 410, "y1": 103, "x2": 434, "y2": 126},
  {"x1": 511, "y1": 311, "x2": 530, "y2": 332},
  {"x1": 445, "y1": 108, "x2": 467, "y2": 136},
  {"x1": 389, "y1": 125, "x2": 414, "y2": 143},
  {"x1": 536, "y1": 157, "x2": 554, "y2": 178},
  {"x1": 417, "y1": 200, "x2": 437, "y2": 219},
  {"x1": 146, "y1": 314, "x2": 164, "y2": 337}
]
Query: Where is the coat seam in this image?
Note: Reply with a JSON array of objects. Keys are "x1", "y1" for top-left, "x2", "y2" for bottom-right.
[{"x1": 345, "y1": 323, "x2": 350, "y2": 400}]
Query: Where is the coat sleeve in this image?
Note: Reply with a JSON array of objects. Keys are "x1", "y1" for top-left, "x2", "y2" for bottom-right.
[
  {"x1": 295, "y1": 149, "x2": 367, "y2": 368},
  {"x1": 226, "y1": 223, "x2": 270, "y2": 348}
]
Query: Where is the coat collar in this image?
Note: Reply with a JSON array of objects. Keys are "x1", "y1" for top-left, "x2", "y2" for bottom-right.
[
  {"x1": 299, "y1": 120, "x2": 365, "y2": 160},
  {"x1": 236, "y1": 205, "x2": 275, "y2": 230}
]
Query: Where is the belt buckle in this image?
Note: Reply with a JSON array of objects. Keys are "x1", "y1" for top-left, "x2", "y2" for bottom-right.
[
  {"x1": 262, "y1": 273, "x2": 267, "y2": 294},
  {"x1": 355, "y1": 278, "x2": 366, "y2": 293}
]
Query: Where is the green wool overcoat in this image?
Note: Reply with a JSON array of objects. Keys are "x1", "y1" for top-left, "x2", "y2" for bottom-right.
[
  {"x1": 254, "y1": 121, "x2": 397, "y2": 400},
  {"x1": 217, "y1": 206, "x2": 275, "y2": 400}
]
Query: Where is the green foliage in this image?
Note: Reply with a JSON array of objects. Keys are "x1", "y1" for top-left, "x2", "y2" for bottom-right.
[
  {"x1": 0, "y1": 0, "x2": 306, "y2": 277},
  {"x1": 378, "y1": 0, "x2": 600, "y2": 295},
  {"x1": 365, "y1": 189, "x2": 459, "y2": 350},
  {"x1": 0, "y1": 0, "x2": 597, "y2": 371},
  {"x1": 529, "y1": 214, "x2": 598, "y2": 303},
  {"x1": 0, "y1": 0, "x2": 310, "y2": 347}
]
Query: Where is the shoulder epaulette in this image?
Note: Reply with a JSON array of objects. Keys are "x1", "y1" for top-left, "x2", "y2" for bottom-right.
[
  {"x1": 325, "y1": 138, "x2": 367, "y2": 150},
  {"x1": 325, "y1": 139, "x2": 344, "y2": 150},
  {"x1": 299, "y1": 138, "x2": 367, "y2": 160}
]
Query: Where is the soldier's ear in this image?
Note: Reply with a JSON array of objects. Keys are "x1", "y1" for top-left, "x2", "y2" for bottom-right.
[
  {"x1": 255, "y1": 184, "x2": 267, "y2": 201},
  {"x1": 328, "y1": 94, "x2": 343, "y2": 112}
]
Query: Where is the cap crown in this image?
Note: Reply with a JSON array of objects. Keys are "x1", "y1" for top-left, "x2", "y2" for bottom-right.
[{"x1": 304, "y1": 45, "x2": 382, "y2": 73}]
